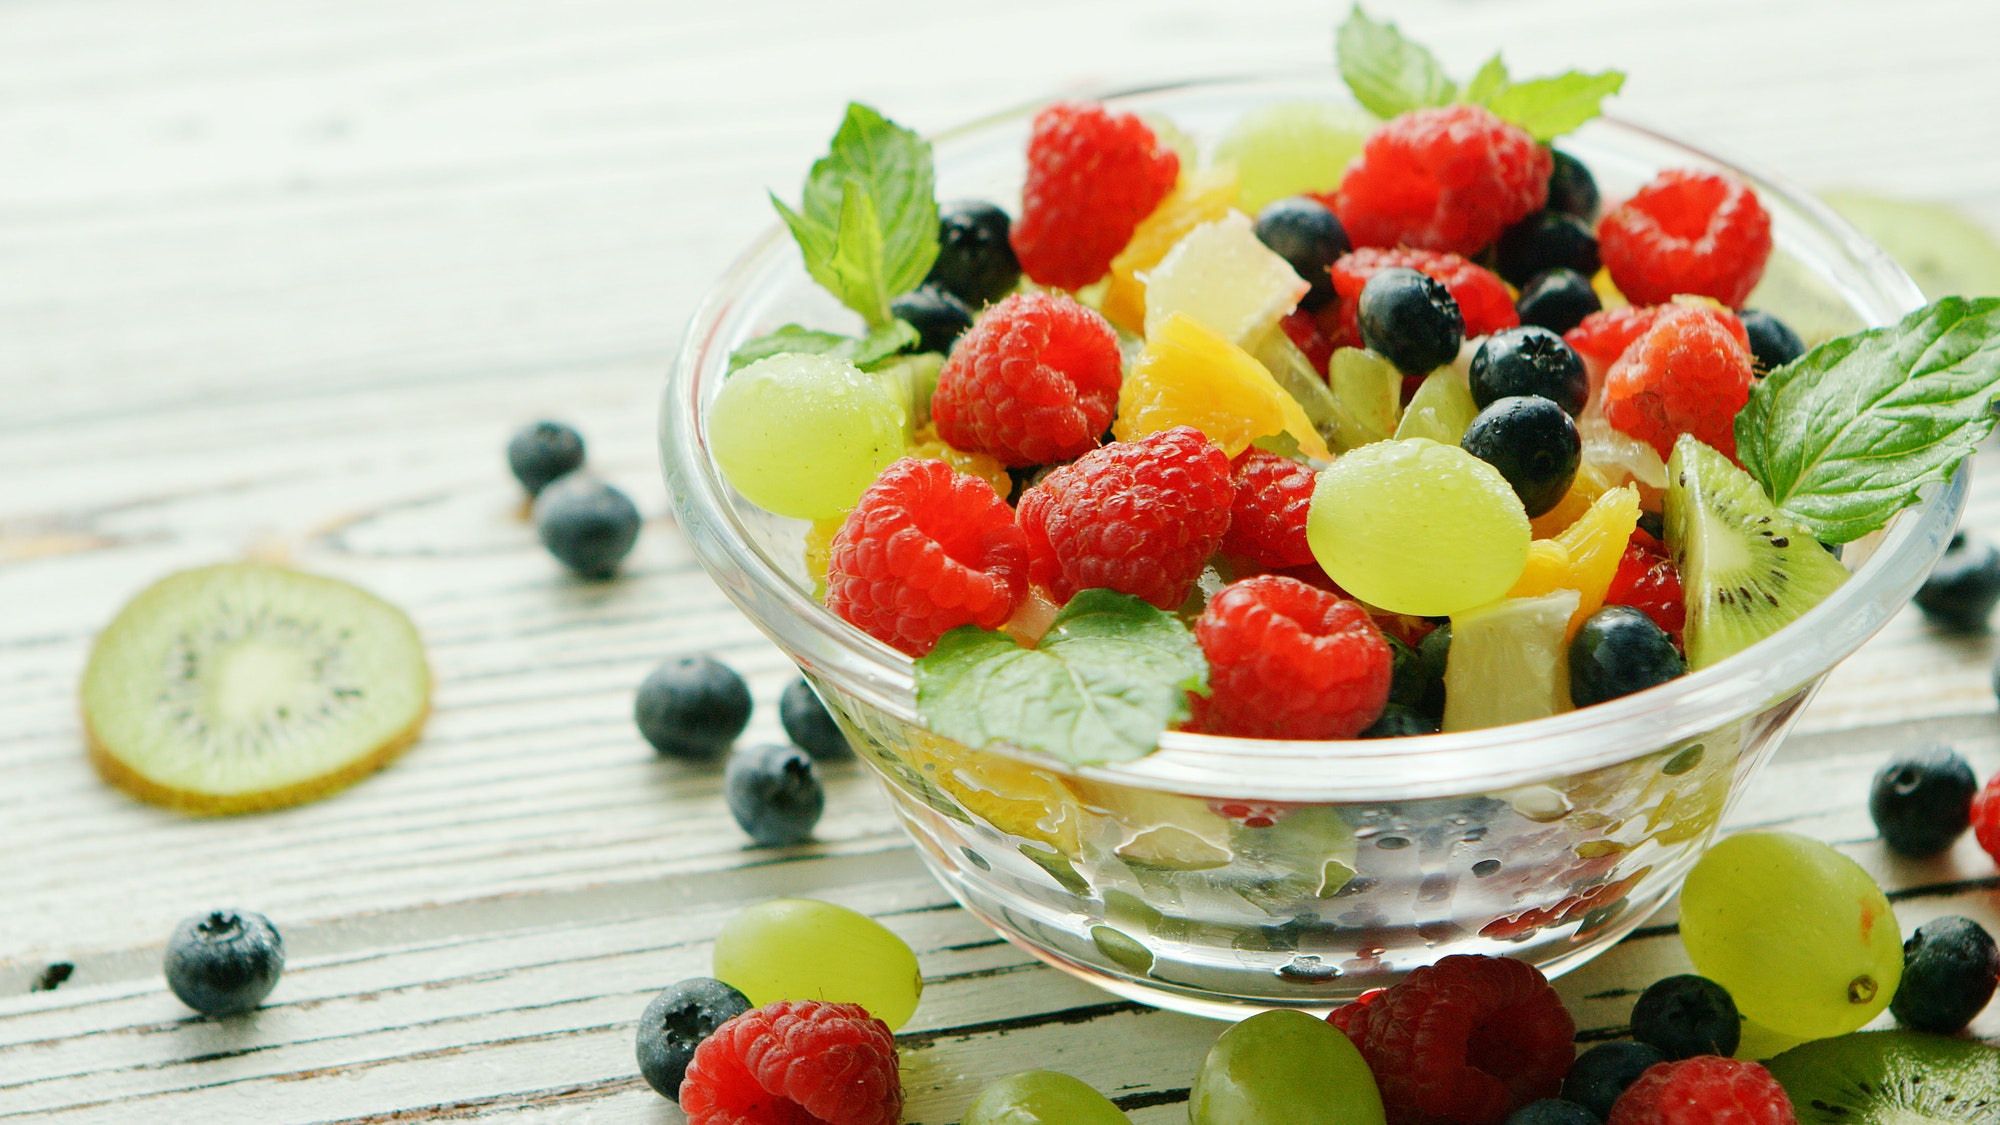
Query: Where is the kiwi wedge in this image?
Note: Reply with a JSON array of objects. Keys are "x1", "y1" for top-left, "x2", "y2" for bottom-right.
[
  {"x1": 1664, "y1": 434, "x2": 1850, "y2": 670},
  {"x1": 1766, "y1": 1029, "x2": 2000, "y2": 1124},
  {"x1": 82, "y1": 562, "x2": 430, "y2": 814}
]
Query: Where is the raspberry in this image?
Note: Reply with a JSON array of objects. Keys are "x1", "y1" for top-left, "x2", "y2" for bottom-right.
[
  {"x1": 1602, "y1": 527, "x2": 1686, "y2": 646},
  {"x1": 1010, "y1": 101, "x2": 1179, "y2": 290},
  {"x1": 1280, "y1": 307, "x2": 1334, "y2": 376},
  {"x1": 1017, "y1": 426, "x2": 1232, "y2": 610},
  {"x1": 1193, "y1": 575, "x2": 1391, "y2": 740},
  {"x1": 680, "y1": 1000, "x2": 901, "y2": 1125},
  {"x1": 825, "y1": 458, "x2": 1028, "y2": 656},
  {"x1": 1336, "y1": 104, "x2": 1550, "y2": 257},
  {"x1": 1328, "y1": 954, "x2": 1576, "y2": 1125},
  {"x1": 1221, "y1": 451, "x2": 1316, "y2": 569},
  {"x1": 931, "y1": 292, "x2": 1123, "y2": 467},
  {"x1": 1206, "y1": 799, "x2": 1295, "y2": 828},
  {"x1": 1324, "y1": 247, "x2": 1518, "y2": 351},
  {"x1": 1606, "y1": 1057, "x2": 1796, "y2": 1125},
  {"x1": 1599, "y1": 170, "x2": 1773, "y2": 307},
  {"x1": 1971, "y1": 770, "x2": 2000, "y2": 865},
  {"x1": 1600, "y1": 303, "x2": 1755, "y2": 462}
]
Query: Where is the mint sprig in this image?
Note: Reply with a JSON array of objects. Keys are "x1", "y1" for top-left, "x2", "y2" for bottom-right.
[
  {"x1": 1736, "y1": 297, "x2": 2000, "y2": 544},
  {"x1": 915, "y1": 590, "x2": 1208, "y2": 767},
  {"x1": 773, "y1": 103, "x2": 939, "y2": 329},
  {"x1": 727, "y1": 321, "x2": 919, "y2": 373}
]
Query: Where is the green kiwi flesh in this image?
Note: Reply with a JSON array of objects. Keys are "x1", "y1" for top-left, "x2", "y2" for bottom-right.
[
  {"x1": 1767, "y1": 1029, "x2": 2000, "y2": 1124},
  {"x1": 82, "y1": 562, "x2": 430, "y2": 814},
  {"x1": 1664, "y1": 434, "x2": 1851, "y2": 670},
  {"x1": 1822, "y1": 192, "x2": 2000, "y2": 304}
]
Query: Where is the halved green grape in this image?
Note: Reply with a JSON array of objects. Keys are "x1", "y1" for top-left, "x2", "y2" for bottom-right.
[
  {"x1": 711, "y1": 898, "x2": 922, "y2": 1030},
  {"x1": 1394, "y1": 367, "x2": 1479, "y2": 445},
  {"x1": 963, "y1": 1070, "x2": 1132, "y2": 1124},
  {"x1": 709, "y1": 352, "x2": 906, "y2": 519},
  {"x1": 1191, "y1": 1009, "x2": 1386, "y2": 1125},
  {"x1": 1328, "y1": 347, "x2": 1401, "y2": 451},
  {"x1": 1214, "y1": 100, "x2": 1375, "y2": 215}
]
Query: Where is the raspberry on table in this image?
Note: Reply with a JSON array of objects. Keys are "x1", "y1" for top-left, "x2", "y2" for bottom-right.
[
  {"x1": 1598, "y1": 169, "x2": 1773, "y2": 307},
  {"x1": 1602, "y1": 527, "x2": 1686, "y2": 647},
  {"x1": 1328, "y1": 954, "x2": 1577, "y2": 1125},
  {"x1": 1336, "y1": 104, "x2": 1551, "y2": 257},
  {"x1": 1010, "y1": 101, "x2": 1179, "y2": 290},
  {"x1": 1605, "y1": 1057, "x2": 1797, "y2": 1125},
  {"x1": 1600, "y1": 303, "x2": 1755, "y2": 462},
  {"x1": 1192, "y1": 575, "x2": 1392, "y2": 740},
  {"x1": 679, "y1": 1000, "x2": 901, "y2": 1125},
  {"x1": 1017, "y1": 426, "x2": 1232, "y2": 610},
  {"x1": 1221, "y1": 451, "x2": 1317, "y2": 569},
  {"x1": 825, "y1": 457, "x2": 1028, "y2": 656},
  {"x1": 930, "y1": 292, "x2": 1123, "y2": 468},
  {"x1": 1971, "y1": 769, "x2": 2000, "y2": 866},
  {"x1": 1325, "y1": 246, "x2": 1518, "y2": 351}
]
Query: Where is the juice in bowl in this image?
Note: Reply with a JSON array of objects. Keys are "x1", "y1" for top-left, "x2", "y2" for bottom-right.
[{"x1": 661, "y1": 13, "x2": 1998, "y2": 1019}]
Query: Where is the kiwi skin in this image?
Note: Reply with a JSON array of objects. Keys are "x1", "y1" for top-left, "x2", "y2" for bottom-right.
[{"x1": 1767, "y1": 1029, "x2": 2000, "y2": 1125}]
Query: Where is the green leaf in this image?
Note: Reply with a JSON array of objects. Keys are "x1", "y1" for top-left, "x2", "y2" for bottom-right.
[
  {"x1": 1336, "y1": 5, "x2": 1455, "y2": 119},
  {"x1": 1482, "y1": 70, "x2": 1626, "y2": 140},
  {"x1": 726, "y1": 320, "x2": 919, "y2": 373},
  {"x1": 1736, "y1": 297, "x2": 2000, "y2": 544},
  {"x1": 915, "y1": 589, "x2": 1209, "y2": 767},
  {"x1": 1463, "y1": 54, "x2": 1510, "y2": 105}
]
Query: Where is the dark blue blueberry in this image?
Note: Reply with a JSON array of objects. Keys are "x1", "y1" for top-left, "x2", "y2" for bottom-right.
[
  {"x1": 1547, "y1": 150, "x2": 1599, "y2": 220},
  {"x1": 724, "y1": 743, "x2": 824, "y2": 846},
  {"x1": 1358, "y1": 268, "x2": 1464, "y2": 377},
  {"x1": 635, "y1": 977, "x2": 752, "y2": 1100},
  {"x1": 780, "y1": 675, "x2": 851, "y2": 760},
  {"x1": 1383, "y1": 634, "x2": 1428, "y2": 708},
  {"x1": 1891, "y1": 915, "x2": 2000, "y2": 1034},
  {"x1": 1360, "y1": 703, "x2": 1439, "y2": 738},
  {"x1": 1738, "y1": 309, "x2": 1805, "y2": 376},
  {"x1": 890, "y1": 283, "x2": 974, "y2": 355},
  {"x1": 1916, "y1": 532, "x2": 2000, "y2": 632},
  {"x1": 1637, "y1": 509, "x2": 1665, "y2": 542},
  {"x1": 1629, "y1": 974, "x2": 1740, "y2": 1059},
  {"x1": 1495, "y1": 211, "x2": 1600, "y2": 287},
  {"x1": 1569, "y1": 606, "x2": 1686, "y2": 707},
  {"x1": 1470, "y1": 327, "x2": 1589, "y2": 416},
  {"x1": 535, "y1": 476, "x2": 641, "y2": 579},
  {"x1": 1461, "y1": 395, "x2": 1580, "y2": 518},
  {"x1": 165, "y1": 909, "x2": 284, "y2": 1017},
  {"x1": 1515, "y1": 268, "x2": 1601, "y2": 336},
  {"x1": 507, "y1": 420, "x2": 585, "y2": 496},
  {"x1": 635, "y1": 655, "x2": 751, "y2": 761},
  {"x1": 1254, "y1": 196, "x2": 1350, "y2": 311},
  {"x1": 1505, "y1": 1099, "x2": 1599, "y2": 1125},
  {"x1": 1869, "y1": 743, "x2": 1977, "y2": 858},
  {"x1": 1417, "y1": 623, "x2": 1451, "y2": 718},
  {"x1": 1561, "y1": 1041, "x2": 1668, "y2": 1120},
  {"x1": 925, "y1": 200, "x2": 1019, "y2": 307}
]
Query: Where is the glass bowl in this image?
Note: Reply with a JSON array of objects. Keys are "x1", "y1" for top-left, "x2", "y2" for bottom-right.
[{"x1": 662, "y1": 75, "x2": 1957, "y2": 1019}]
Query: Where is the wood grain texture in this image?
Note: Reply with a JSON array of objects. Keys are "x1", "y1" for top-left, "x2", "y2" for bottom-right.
[{"x1": 5, "y1": 0, "x2": 2000, "y2": 1119}]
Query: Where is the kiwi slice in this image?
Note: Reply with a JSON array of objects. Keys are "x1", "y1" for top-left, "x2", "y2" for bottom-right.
[
  {"x1": 1766, "y1": 1029, "x2": 2000, "y2": 1124},
  {"x1": 1664, "y1": 434, "x2": 1850, "y2": 670},
  {"x1": 82, "y1": 562, "x2": 430, "y2": 814},
  {"x1": 1822, "y1": 192, "x2": 2000, "y2": 303}
]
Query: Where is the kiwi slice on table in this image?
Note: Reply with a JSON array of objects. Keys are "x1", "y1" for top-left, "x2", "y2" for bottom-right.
[
  {"x1": 82, "y1": 562, "x2": 430, "y2": 814},
  {"x1": 1664, "y1": 435, "x2": 1851, "y2": 670},
  {"x1": 1766, "y1": 1029, "x2": 2000, "y2": 1124}
]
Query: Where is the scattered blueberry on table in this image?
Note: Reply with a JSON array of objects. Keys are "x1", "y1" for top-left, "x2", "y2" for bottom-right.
[
  {"x1": 780, "y1": 675, "x2": 852, "y2": 760},
  {"x1": 1890, "y1": 915, "x2": 2000, "y2": 1035},
  {"x1": 534, "y1": 475, "x2": 641, "y2": 579},
  {"x1": 724, "y1": 743, "x2": 824, "y2": 846},
  {"x1": 506, "y1": 419, "x2": 586, "y2": 496},
  {"x1": 164, "y1": 909, "x2": 285, "y2": 1017},
  {"x1": 1915, "y1": 531, "x2": 2000, "y2": 632},
  {"x1": 635, "y1": 977, "x2": 752, "y2": 1100},
  {"x1": 1629, "y1": 974, "x2": 1741, "y2": 1060},
  {"x1": 1869, "y1": 743, "x2": 1977, "y2": 857},
  {"x1": 635, "y1": 655, "x2": 752, "y2": 761}
]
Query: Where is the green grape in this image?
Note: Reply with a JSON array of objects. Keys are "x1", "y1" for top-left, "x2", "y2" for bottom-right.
[
  {"x1": 709, "y1": 352, "x2": 906, "y2": 520},
  {"x1": 1306, "y1": 438, "x2": 1530, "y2": 616},
  {"x1": 1213, "y1": 100, "x2": 1374, "y2": 215},
  {"x1": 1191, "y1": 1009, "x2": 1385, "y2": 1125},
  {"x1": 1679, "y1": 831, "x2": 1902, "y2": 1040},
  {"x1": 1393, "y1": 368, "x2": 1479, "y2": 445},
  {"x1": 711, "y1": 898, "x2": 922, "y2": 1030},
  {"x1": 962, "y1": 1070, "x2": 1132, "y2": 1125}
]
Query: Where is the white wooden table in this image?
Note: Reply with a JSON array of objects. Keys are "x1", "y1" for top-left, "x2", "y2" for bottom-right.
[{"x1": 5, "y1": 0, "x2": 2000, "y2": 1120}]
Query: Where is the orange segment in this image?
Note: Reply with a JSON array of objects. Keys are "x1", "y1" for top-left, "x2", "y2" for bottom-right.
[
  {"x1": 1529, "y1": 461, "x2": 1615, "y2": 538},
  {"x1": 1116, "y1": 313, "x2": 1333, "y2": 459},
  {"x1": 1101, "y1": 165, "x2": 1240, "y2": 334},
  {"x1": 1508, "y1": 484, "x2": 1641, "y2": 637}
]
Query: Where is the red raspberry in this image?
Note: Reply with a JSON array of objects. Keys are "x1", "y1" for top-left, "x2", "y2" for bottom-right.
[
  {"x1": 1336, "y1": 104, "x2": 1550, "y2": 257},
  {"x1": 1603, "y1": 527, "x2": 1686, "y2": 646},
  {"x1": 1206, "y1": 799, "x2": 1295, "y2": 828},
  {"x1": 1607, "y1": 1057, "x2": 1797, "y2": 1125},
  {"x1": 1280, "y1": 307, "x2": 1335, "y2": 376},
  {"x1": 825, "y1": 458, "x2": 1028, "y2": 656},
  {"x1": 1971, "y1": 771, "x2": 2000, "y2": 865},
  {"x1": 680, "y1": 1000, "x2": 901, "y2": 1125},
  {"x1": 1192, "y1": 575, "x2": 1391, "y2": 740},
  {"x1": 1567, "y1": 304, "x2": 1751, "y2": 369},
  {"x1": 1324, "y1": 247, "x2": 1519, "y2": 350},
  {"x1": 1599, "y1": 169, "x2": 1773, "y2": 307},
  {"x1": 1600, "y1": 303, "x2": 1755, "y2": 462},
  {"x1": 1010, "y1": 101, "x2": 1179, "y2": 290},
  {"x1": 1221, "y1": 451, "x2": 1317, "y2": 570},
  {"x1": 931, "y1": 292, "x2": 1122, "y2": 467},
  {"x1": 1328, "y1": 954, "x2": 1576, "y2": 1125},
  {"x1": 1017, "y1": 426, "x2": 1232, "y2": 610}
]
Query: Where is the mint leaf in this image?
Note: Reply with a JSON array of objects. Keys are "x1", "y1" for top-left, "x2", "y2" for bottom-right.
[
  {"x1": 1463, "y1": 54, "x2": 1510, "y2": 106},
  {"x1": 1736, "y1": 297, "x2": 2000, "y2": 544},
  {"x1": 916, "y1": 590, "x2": 1208, "y2": 766},
  {"x1": 727, "y1": 320, "x2": 919, "y2": 373},
  {"x1": 1483, "y1": 70, "x2": 1626, "y2": 140},
  {"x1": 1336, "y1": 6, "x2": 1455, "y2": 119}
]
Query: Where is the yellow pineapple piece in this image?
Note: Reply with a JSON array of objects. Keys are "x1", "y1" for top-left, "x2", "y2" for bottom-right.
[
  {"x1": 907, "y1": 424, "x2": 1012, "y2": 498},
  {"x1": 1116, "y1": 313, "x2": 1332, "y2": 459},
  {"x1": 1142, "y1": 211, "x2": 1309, "y2": 345},
  {"x1": 1508, "y1": 484, "x2": 1641, "y2": 637},
  {"x1": 804, "y1": 513, "x2": 847, "y2": 601},
  {"x1": 1101, "y1": 164, "x2": 1240, "y2": 334}
]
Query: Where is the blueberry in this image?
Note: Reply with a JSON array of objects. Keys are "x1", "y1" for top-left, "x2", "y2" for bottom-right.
[
  {"x1": 1869, "y1": 743, "x2": 1977, "y2": 857},
  {"x1": 925, "y1": 200, "x2": 1020, "y2": 307},
  {"x1": 1891, "y1": 915, "x2": 2000, "y2": 1034},
  {"x1": 507, "y1": 420, "x2": 585, "y2": 496},
  {"x1": 1254, "y1": 196, "x2": 1350, "y2": 311},
  {"x1": 534, "y1": 475, "x2": 641, "y2": 579},
  {"x1": 1470, "y1": 327, "x2": 1589, "y2": 416},
  {"x1": 1495, "y1": 211, "x2": 1600, "y2": 287},
  {"x1": 1516, "y1": 268, "x2": 1602, "y2": 336},
  {"x1": 635, "y1": 655, "x2": 752, "y2": 761},
  {"x1": 1636, "y1": 509, "x2": 1665, "y2": 542},
  {"x1": 1358, "y1": 268, "x2": 1464, "y2": 377},
  {"x1": 635, "y1": 977, "x2": 752, "y2": 1100},
  {"x1": 165, "y1": 909, "x2": 284, "y2": 1017},
  {"x1": 1738, "y1": 308, "x2": 1805, "y2": 376},
  {"x1": 1506, "y1": 1100, "x2": 1599, "y2": 1125},
  {"x1": 1569, "y1": 606, "x2": 1686, "y2": 707},
  {"x1": 1629, "y1": 974, "x2": 1740, "y2": 1059},
  {"x1": 1417, "y1": 623, "x2": 1451, "y2": 717},
  {"x1": 1360, "y1": 702, "x2": 1439, "y2": 738},
  {"x1": 780, "y1": 675, "x2": 851, "y2": 760},
  {"x1": 724, "y1": 743, "x2": 824, "y2": 846},
  {"x1": 1547, "y1": 150, "x2": 1599, "y2": 220},
  {"x1": 1460, "y1": 395, "x2": 1580, "y2": 518},
  {"x1": 1561, "y1": 1041, "x2": 1668, "y2": 1119},
  {"x1": 1915, "y1": 531, "x2": 2000, "y2": 632},
  {"x1": 890, "y1": 283, "x2": 974, "y2": 355}
]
